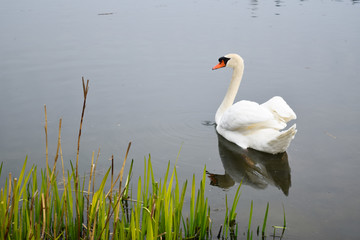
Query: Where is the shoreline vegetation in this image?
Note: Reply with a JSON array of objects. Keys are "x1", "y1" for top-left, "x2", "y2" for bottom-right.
[{"x1": 0, "y1": 78, "x2": 286, "y2": 239}]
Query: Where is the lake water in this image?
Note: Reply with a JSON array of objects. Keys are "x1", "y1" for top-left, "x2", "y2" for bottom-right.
[{"x1": 1, "y1": 0, "x2": 360, "y2": 239}]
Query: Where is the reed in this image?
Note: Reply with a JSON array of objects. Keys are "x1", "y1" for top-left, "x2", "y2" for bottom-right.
[
  {"x1": 0, "y1": 77, "x2": 286, "y2": 239},
  {"x1": 271, "y1": 204, "x2": 287, "y2": 239}
]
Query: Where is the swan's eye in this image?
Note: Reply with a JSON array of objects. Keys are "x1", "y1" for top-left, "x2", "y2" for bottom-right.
[{"x1": 218, "y1": 57, "x2": 230, "y2": 65}]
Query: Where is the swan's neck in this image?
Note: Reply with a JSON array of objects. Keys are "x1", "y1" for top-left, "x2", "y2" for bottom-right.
[{"x1": 215, "y1": 66, "x2": 244, "y2": 124}]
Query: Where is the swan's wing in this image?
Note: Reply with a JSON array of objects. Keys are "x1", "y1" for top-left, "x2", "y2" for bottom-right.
[
  {"x1": 219, "y1": 100, "x2": 274, "y2": 131},
  {"x1": 261, "y1": 96, "x2": 296, "y2": 122}
]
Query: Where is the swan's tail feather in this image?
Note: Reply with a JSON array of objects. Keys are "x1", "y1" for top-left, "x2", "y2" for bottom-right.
[{"x1": 268, "y1": 124, "x2": 297, "y2": 154}]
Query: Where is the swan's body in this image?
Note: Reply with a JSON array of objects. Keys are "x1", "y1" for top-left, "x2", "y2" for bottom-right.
[{"x1": 212, "y1": 53, "x2": 297, "y2": 154}]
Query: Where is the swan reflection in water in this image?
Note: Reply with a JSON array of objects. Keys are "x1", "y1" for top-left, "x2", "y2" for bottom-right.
[{"x1": 207, "y1": 132, "x2": 291, "y2": 196}]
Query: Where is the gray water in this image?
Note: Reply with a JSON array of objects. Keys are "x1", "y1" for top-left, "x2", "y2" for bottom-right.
[{"x1": 1, "y1": 0, "x2": 360, "y2": 239}]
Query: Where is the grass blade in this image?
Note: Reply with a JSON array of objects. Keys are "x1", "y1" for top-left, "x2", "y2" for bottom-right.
[
  {"x1": 262, "y1": 202, "x2": 269, "y2": 237},
  {"x1": 247, "y1": 200, "x2": 253, "y2": 240}
]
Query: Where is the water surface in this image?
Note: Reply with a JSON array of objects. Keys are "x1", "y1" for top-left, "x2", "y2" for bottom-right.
[{"x1": 1, "y1": 0, "x2": 360, "y2": 239}]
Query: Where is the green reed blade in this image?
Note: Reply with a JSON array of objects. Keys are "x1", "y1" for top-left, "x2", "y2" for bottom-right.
[
  {"x1": 282, "y1": 204, "x2": 287, "y2": 237},
  {"x1": 223, "y1": 194, "x2": 229, "y2": 239},
  {"x1": 189, "y1": 174, "x2": 196, "y2": 236},
  {"x1": 247, "y1": 200, "x2": 253, "y2": 240},
  {"x1": 262, "y1": 202, "x2": 269, "y2": 237},
  {"x1": 17, "y1": 156, "x2": 28, "y2": 191},
  {"x1": 146, "y1": 208, "x2": 154, "y2": 240},
  {"x1": 90, "y1": 167, "x2": 110, "y2": 220},
  {"x1": 123, "y1": 159, "x2": 134, "y2": 199},
  {"x1": 228, "y1": 182, "x2": 242, "y2": 237}
]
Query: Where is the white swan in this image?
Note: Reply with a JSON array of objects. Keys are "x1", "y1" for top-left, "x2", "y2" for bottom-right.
[{"x1": 212, "y1": 53, "x2": 297, "y2": 154}]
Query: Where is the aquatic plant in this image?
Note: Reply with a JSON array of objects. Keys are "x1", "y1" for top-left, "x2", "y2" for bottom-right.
[{"x1": 0, "y1": 77, "x2": 286, "y2": 239}]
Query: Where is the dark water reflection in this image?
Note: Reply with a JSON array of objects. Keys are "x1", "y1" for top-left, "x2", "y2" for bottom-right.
[{"x1": 208, "y1": 132, "x2": 291, "y2": 196}]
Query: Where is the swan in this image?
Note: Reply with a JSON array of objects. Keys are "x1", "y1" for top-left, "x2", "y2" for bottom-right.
[{"x1": 212, "y1": 53, "x2": 297, "y2": 154}]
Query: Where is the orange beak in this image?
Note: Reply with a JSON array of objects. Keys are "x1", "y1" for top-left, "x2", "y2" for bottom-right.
[{"x1": 212, "y1": 60, "x2": 226, "y2": 70}]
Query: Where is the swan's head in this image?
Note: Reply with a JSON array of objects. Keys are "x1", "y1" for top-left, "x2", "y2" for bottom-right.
[{"x1": 212, "y1": 53, "x2": 244, "y2": 70}]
